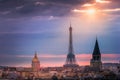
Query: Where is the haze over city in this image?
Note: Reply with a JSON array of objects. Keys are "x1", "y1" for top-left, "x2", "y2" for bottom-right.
[{"x1": 0, "y1": 0, "x2": 120, "y2": 67}]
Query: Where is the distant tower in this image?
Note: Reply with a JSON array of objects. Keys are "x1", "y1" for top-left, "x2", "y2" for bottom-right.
[
  {"x1": 63, "y1": 24, "x2": 79, "y2": 67},
  {"x1": 90, "y1": 38, "x2": 102, "y2": 71},
  {"x1": 32, "y1": 52, "x2": 40, "y2": 72}
]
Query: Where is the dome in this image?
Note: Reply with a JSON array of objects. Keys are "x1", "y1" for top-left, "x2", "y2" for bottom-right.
[{"x1": 32, "y1": 53, "x2": 39, "y2": 62}]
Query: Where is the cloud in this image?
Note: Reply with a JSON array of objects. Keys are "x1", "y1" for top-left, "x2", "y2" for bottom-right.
[
  {"x1": 72, "y1": 0, "x2": 120, "y2": 16},
  {"x1": 73, "y1": 8, "x2": 120, "y2": 13},
  {"x1": 82, "y1": 3, "x2": 95, "y2": 7},
  {"x1": 101, "y1": 8, "x2": 120, "y2": 12},
  {"x1": 15, "y1": 5, "x2": 24, "y2": 10},
  {"x1": 34, "y1": 1, "x2": 46, "y2": 6},
  {"x1": 0, "y1": 0, "x2": 94, "y2": 18},
  {"x1": 0, "y1": 0, "x2": 119, "y2": 19},
  {"x1": 96, "y1": 0, "x2": 111, "y2": 3},
  {"x1": 0, "y1": 11, "x2": 11, "y2": 15}
]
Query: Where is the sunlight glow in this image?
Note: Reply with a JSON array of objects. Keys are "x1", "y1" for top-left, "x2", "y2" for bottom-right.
[
  {"x1": 82, "y1": 3, "x2": 94, "y2": 7},
  {"x1": 73, "y1": 8, "x2": 120, "y2": 14},
  {"x1": 96, "y1": 0, "x2": 102, "y2": 3},
  {"x1": 87, "y1": 8, "x2": 96, "y2": 14},
  {"x1": 72, "y1": 7, "x2": 108, "y2": 37},
  {"x1": 73, "y1": 8, "x2": 97, "y2": 15}
]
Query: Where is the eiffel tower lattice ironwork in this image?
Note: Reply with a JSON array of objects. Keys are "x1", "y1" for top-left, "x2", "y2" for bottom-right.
[{"x1": 63, "y1": 24, "x2": 79, "y2": 67}]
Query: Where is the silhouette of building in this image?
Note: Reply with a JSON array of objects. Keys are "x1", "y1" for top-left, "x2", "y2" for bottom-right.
[
  {"x1": 117, "y1": 61, "x2": 120, "y2": 73},
  {"x1": 90, "y1": 38, "x2": 102, "y2": 71},
  {"x1": 63, "y1": 24, "x2": 79, "y2": 68},
  {"x1": 32, "y1": 52, "x2": 40, "y2": 72}
]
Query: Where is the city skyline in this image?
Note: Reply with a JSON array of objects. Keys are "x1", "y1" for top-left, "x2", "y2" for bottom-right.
[{"x1": 0, "y1": 0, "x2": 120, "y2": 67}]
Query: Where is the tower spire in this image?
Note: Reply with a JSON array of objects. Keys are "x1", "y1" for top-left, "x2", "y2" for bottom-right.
[
  {"x1": 93, "y1": 38, "x2": 100, "y2": 55},
  {"x1": 90, "y1": 38, "x2": 102, "y2": 71},
  {"x1": 69, "y1": 24, "x2": 73, "y2": 54},
  {"x1": 34, "y1": 51, "x2": 38, "y2": 58}
]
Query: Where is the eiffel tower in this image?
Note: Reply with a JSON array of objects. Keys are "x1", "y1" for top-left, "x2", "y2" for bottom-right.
[{"x1": 63, "y1": 24, "x2": 79, "y2": 67}]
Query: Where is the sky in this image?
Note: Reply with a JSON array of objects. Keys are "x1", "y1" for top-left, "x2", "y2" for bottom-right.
[{"x1": 0, "y1": 0, "x2": 120, "y2": 67}]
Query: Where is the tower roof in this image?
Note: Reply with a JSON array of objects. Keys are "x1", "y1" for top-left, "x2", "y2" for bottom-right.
[
  {"x1": 34, "y1": 52, "x2": 37, "y2": 58},
  {"x1": 32, "y1": 52, "x2": 39, "y2": 62},
  {"x1": 93, "y1": 38, "x2": 101, "y2": 55}
]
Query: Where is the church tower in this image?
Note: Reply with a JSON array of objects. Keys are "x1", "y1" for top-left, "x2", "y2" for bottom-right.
[
  {"x1": 32, "y1": 52, "x2": 40, "y2": 72},
  {"x1": 90, "y1": 38, "x2": 102, "y2": 71},
  {"x1": 63, "y1": 24, "x2": 79, "y2": 67}
]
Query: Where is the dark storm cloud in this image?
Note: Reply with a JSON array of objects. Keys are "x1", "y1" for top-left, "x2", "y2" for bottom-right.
[{"x1": 0, "y1": 0, "x2": 93, "y2": 18}]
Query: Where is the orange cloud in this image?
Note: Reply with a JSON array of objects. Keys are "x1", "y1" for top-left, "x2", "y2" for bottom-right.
[
  {"x1": 82, "y1": 3, "x2": 95, "y2": 7},
  {"x1": 96, "y1": 0, "x2": 111, "y2": 3},
  {"x1": 73, "y1": 8, "x2": 120, "y2": 13},
  {"x1": 101, "y1": 8, "x2": 120, "y2": 12}
]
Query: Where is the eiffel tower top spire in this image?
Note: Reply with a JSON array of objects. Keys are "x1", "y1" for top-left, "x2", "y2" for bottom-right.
[{"x1": 69, "y1": 24, "x2": 73, "y2": 54}]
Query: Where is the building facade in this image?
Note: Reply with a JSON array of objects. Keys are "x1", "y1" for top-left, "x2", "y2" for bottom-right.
[{"x1": 32, "y1": 52, "x2": 40, "y2": 72}]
